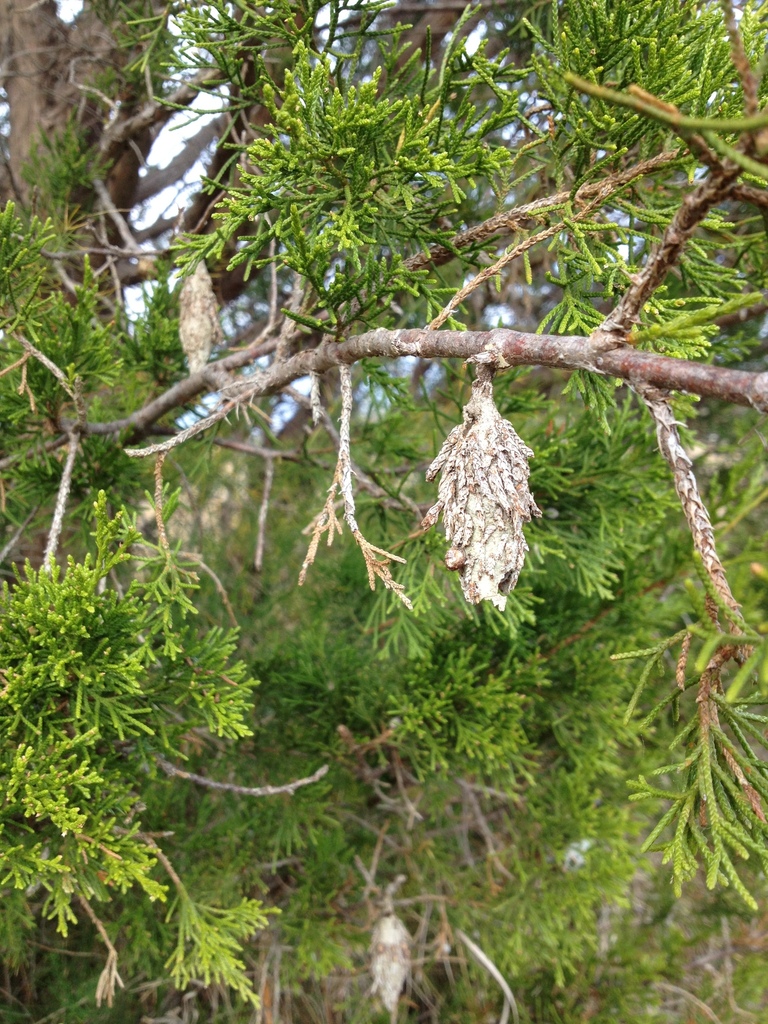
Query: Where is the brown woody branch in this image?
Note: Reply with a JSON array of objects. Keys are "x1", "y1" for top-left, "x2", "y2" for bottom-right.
[
  {"x1": 600, "y1": 163, "x2": 742, "y2": 336},
  {"x1": 66, "y1": 327, "x2": 768, "y2": 446}
]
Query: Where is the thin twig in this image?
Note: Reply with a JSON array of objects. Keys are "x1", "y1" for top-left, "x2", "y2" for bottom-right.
[
  {"x1": 123, "y1": 831, "x2": 186, "y2": 891},
  {"x1": 178, "y1": 550, "x2": 237, "y2": 627},
  {"x1": 0, "y1": 351, "x2": 28, "y2": 381},
  {"x1": 78, "y1": 895, "x2": 124, "y2": 1009},
  {"x1": 392, "y1": 752, "x2": 423, "y2": 828},
  {"x1": 43, "y1": 432, "x2": 80, "y2": 569},
  {"x1": 338, "y1": 366, "x2": 358, "y2": 533},
  {"x1": 298, "y1": 370, "x2": 413, "y2": 604},
  {"x1": 212, "y1": 437, "x2": 299, "y2": 460},
  {"x1": 456, "y1": 929, "x2": 518, "y2": 1024},
  {"x1": 431, "y1": 174, "x2": 640, "y2": 327},
  {"x1": 153, "y1": 452, "x2": 170, "y2": 553},
  {"x1": 254, "y1": 458, "x2": 275, "y2": 573},
  {"x1": 655, "y1": 981, "x2": 724, "y2": 1024},
  {"x1": 639, "y1": 386, "x2": 740, "y2": 618},
  {"x1": 599, "y1": 163, "x2": 741, "y2": 338},
  {"x1": 156, "y1": 756, "x2": 329, "y2": 797},
  {"x1": 457, "y1": 780, "x2": 514, "y2": 883},
  {"x1": 15, "y1": 336, "x2": 85, "y2": 423},
  {"x1": 720, "y1": 0, "x2": 759, "y2": 119},
  {"x1": 429, "y1": 220, "x2": 564, "y2": 330},
  {"x1": 93, "y1": 179, "x2": 137, "y2": 251},
  {"x1": 310, "y1": 371, "x2": 323, "y2": 426},
  {"x1": 0, "y1": 506, "x2": 38, "y2": 565},
  {"x1": 287, "y1": 384, "x2": 422, "y2": 517},
  {"x1": 124, "y1": 397, "x2": 239, "y2": 457},
  {"x1": 403, "y1": 152, "x2": 680, "y2": 272}
]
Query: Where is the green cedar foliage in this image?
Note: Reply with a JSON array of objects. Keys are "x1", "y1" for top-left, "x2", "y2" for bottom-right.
[
  {"x1": 0, "y1": 493, "x2": 264, "y2": 1004},
  {"x1": 1, "y1": 0, "x2": 768, "y2": 1021}
]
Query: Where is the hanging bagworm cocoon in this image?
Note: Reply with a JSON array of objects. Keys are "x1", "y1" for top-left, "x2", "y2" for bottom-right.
[
  {"x1": 422, "y1": 369, "x2": 541, "y2": 610},
  {"x1": 179, "y1": 261, "x2": 223, "y2": 375},
  {"x1": 370, "y1": 912, "x2": 410, "y2": 1016}
]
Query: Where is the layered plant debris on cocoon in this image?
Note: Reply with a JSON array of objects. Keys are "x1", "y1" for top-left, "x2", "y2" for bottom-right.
[
  {"x1": 422, "y1": 368, "x2": 541, "y2": 610},
  {"x1": 369, "y1": 911, "x2": 410, "y2": 1016}
]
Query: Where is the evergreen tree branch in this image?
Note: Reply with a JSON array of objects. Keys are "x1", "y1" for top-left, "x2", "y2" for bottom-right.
[
  {"x1": 581, "y1": 139, "x2": 747, "y2": 634},
  {"x1": 429, "y1": 194, "x2": 608, "y2": 330},
  {"x1": 0, "y1": 434, "x2": 68, "y2": 472},
  {"x1": 16, "y1": 337, "x2": 86, "y2": 421},
  {"x1": 404, "y1": 151, "x2": 681, "y2": 273},
  {"x1": 155, "y1": 756, "x2": 329, "y2": 797},
  {"x1": 599, "y1": 164, "x2": 741, "y2": 337},
  {"x1": 731, "y1": 182, "x2": 768, "y2": 209},
  {"x1": 565, "y1": 74, "x2": 768, "y2": 134}
]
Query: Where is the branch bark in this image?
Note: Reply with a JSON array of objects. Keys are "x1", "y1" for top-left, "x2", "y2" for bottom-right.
[{"x1": 66, "y1": 327, "x2": 768, "y2": 444}]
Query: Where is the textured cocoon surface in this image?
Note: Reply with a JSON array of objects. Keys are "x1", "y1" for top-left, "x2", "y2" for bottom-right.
[{"x1": 422, "y1": 372, "x2": 541, "y2": 610}]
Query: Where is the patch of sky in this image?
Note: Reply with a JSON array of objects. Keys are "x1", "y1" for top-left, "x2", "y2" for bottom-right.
[
  {"x1": 270, "y1": 377, "x2": 314, "y2": 432},
  {"x1": 464, "y1": 22, "x2": 487, "y2": 57},
  {"x1": 484, "y1": 302, "x2": 516, "y2": 327},
  {"x1": 132, "y1": 87, "x2": 229, "y2": 235},
  {"x1": 57, "y1": 0, "x2": 83, "y2": 23}
]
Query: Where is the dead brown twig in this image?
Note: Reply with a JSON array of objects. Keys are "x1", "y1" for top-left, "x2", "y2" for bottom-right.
[
  {"x1": 298, "y1": 367, "x2": 413, "y2": 607},
  {"x1": 78, "y1": 895, "x2": 124, "y2": 1009},
  {"x1": 156, "y1": 756, "x2": 329, "y2": 798}
]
